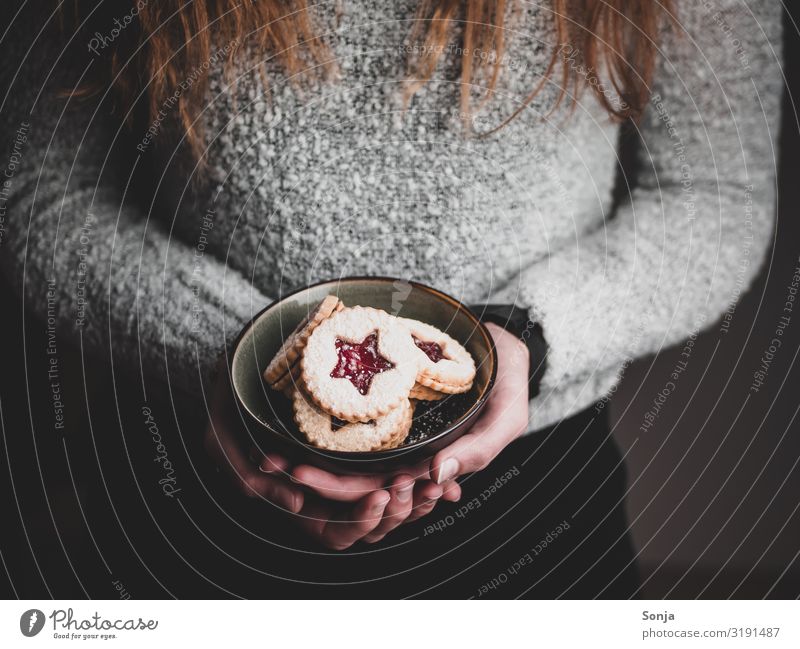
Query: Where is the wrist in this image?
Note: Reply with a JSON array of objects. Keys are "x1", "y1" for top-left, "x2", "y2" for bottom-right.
[
  {"x1": 470, "y1": 303, "x2": 548, "y2": 400},
  {"x1": 484, "y1": 322, "x2": 530, "y2": 372}
]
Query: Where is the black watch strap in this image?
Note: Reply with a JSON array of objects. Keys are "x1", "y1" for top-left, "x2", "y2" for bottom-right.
[{"x1": 469, "y1": 303, "x2": 548, "y2": 399}]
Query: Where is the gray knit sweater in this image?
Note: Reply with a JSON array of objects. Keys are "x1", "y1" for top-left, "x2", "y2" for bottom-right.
[{"x1": 0, "y1": 1, "x2": 783, "y2": 431}]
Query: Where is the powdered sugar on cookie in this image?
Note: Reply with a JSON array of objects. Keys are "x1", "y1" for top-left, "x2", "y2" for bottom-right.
[
  {"x1": 398, "y1": 317, "x2": 476, "y2": 392},
  {"x1": 301, "y1": 306, "x2": 418, "y2": 422},
  {"x1": 265, "y1": 300, "x2": 478, "y2": 451},
  {"x1": 263, "y1": 295, "x2": 342, "y2": 388},
  {"x1": 293, "y1": 390, "x2": 413, "y2": 452}
]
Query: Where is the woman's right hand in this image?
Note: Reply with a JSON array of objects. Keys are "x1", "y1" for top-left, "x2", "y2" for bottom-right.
[
  {"x1": 260, "y1": 453, "x2": 460, "y2": 548},
  {"x1": 204, "y1": 369, "x2": 443, "y2": 549},
  {"x1": 203, "y1": 368, "x2": 305, "y2": 514}
]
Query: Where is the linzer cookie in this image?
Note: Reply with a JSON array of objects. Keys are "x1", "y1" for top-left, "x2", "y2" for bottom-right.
[
  {"x1": 263, "y1": 297, "x2": 479, "y2": 452},
  {"x1": 301, "y1": 306, "x2": 418, "y2": 422},
  {"x1": 293, "y1": 390, "x2": 413, "y2": 452},
  {"x1": 377, "y1": 400, "x2": 416, "y2": 449},
  {"x1": 409, "y1": 382, "x2": 446, "y2": 401},
  {"x1": 398, "y1": 318, "x2": 476, "y2": 394},
  {"x1": 263, "y1": 295, "x2": 343, "y2": 390},
  {"x1": 272, "y1": 360, "x2": 303, "y2": 396}
]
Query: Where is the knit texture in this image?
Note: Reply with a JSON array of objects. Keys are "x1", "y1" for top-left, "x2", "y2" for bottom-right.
[{"x1": 0, "y1": 1, "x2": 783, "y2": 431}]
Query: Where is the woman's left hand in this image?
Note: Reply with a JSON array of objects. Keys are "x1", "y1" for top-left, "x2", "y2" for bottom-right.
[{"x1": 277, "y1": 322, "x2": 532, "y2": 546}]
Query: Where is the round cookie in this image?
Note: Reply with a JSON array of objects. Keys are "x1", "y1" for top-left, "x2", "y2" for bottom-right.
[
  {"x1": 398, "y1": 318, "x2": 476, "y2": 393},
  {"x1": 263, "y1": 295, "x2": 343, "y2": 390},
  {"x1": 293, "y1": 390, "x2": 413, "y2": 452},
  {"x1": 377, "y1": 400, "x2": 416, "y2": 450},
  {"x1": 409, "y1": 382, "x2": 446, "y2": 401},
  {"x1": 301, "y1": 306, "x2": 418, "y2": 422},
  {"x1": 273, "y1": 359, "x2": 303, "y2": 397},
  {"x1": 415, "y1": 375, "x2": 473, "y2": 394}
]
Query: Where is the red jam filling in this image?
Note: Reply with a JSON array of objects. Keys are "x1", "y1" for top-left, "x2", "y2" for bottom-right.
[
  {"x1": 330, "y1": 332, "x2": 394, "y2": 395},
  {"x1": 413, "y1": 336, "x2": 446, "y2": 363}
]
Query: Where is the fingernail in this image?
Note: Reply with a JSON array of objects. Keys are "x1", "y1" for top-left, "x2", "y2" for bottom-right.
[
  {"x1": 258, "y1": 462, "x2": 276, "y2": 474},
  {"x1": 289, "y1": 475, "x2": 302, "y2": 484},
  {"x1": 437, "y1": 458, "x2": 459, "y2": 484},
  {"x1": 372, "y1": 496, "x2": 390, "y2": 514},
  {"x1": 396, "y1": 484, "x2": 413, "y2": 503}
]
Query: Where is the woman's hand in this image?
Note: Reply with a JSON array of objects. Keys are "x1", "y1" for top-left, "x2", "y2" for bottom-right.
[
  {"x1": 241, "y1": 452, "x2": 456, "y2": 548},
  {"x1": 286, "y1": 467, "x2": 459, "y2": 547},
  {"x1": 203, "y1": 367, "x2": 305, "y2": 514},
  {"x1": 294, "y1": 474, "x2": 412, "y2": 550},
  {"x1": 221, "y1": 322, "x2": 530, "y2": 549},
  {"x1": 204, "y1": 365, "x2": 442, "y2": 549},
  {"x1": 287, "y1": 322, "x2": 532, "y2": 542},
  {"x1": 428, "y1": 322, "x2": 532, "y2": 482}
]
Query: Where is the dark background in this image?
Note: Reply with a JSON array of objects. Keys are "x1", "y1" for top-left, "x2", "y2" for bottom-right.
[{"x1": 1, "y1": 7, "x2": 798, "y2": 599}]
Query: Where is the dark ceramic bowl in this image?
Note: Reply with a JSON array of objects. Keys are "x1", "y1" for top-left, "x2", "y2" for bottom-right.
[{"x1": 230, "y1": 277, "x2": 497, "y2": 474}]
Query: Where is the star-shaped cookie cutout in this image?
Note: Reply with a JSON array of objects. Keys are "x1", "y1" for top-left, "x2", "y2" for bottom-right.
[{"x1": 330, "y1": 332, "x2": 394, "y2": 395}]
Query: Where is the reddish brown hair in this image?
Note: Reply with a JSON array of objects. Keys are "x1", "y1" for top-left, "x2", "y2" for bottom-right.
[{"x1": 66, "y1": 0, "x2": 673, "y2": 163}]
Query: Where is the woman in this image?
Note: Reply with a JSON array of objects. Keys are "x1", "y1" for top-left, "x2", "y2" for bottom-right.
[{"x1": 0, "y1": 0, "x2": 782, "y2": 597}]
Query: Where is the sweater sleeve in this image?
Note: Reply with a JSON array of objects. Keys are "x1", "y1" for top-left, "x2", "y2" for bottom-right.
[
  {"x1": 510, "y1": 1, "x2": 783, "y2": 415},
  {"x1": 0, "y1": 10, "x2": 269, "y2": 397}
]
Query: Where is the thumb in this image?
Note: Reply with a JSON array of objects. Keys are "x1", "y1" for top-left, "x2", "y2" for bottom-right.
[
  {"x1": 430, "y1": 395, "x2": 527, "y2": 484},
  {"x1": 430, "y1": 428, "x2": 501, "y2": 484}
]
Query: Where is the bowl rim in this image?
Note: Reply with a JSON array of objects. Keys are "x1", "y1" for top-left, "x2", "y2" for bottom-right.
[{"x1": 229, "y1": 276, "x2": 498, "y2": 461}]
